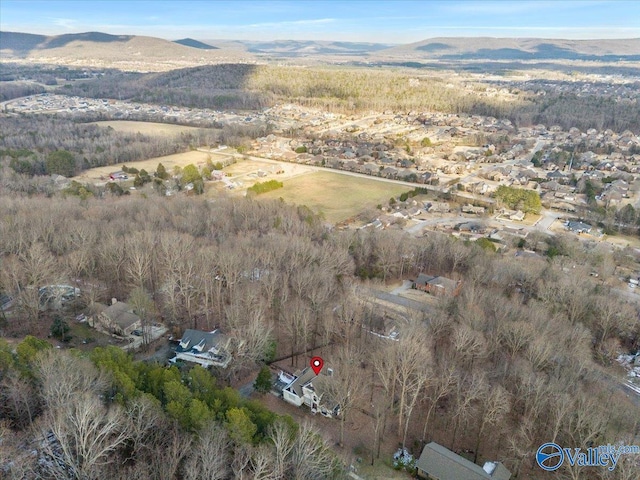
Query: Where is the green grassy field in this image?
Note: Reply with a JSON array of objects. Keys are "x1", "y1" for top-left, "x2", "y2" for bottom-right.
[{"x1": 260, "y1": 171, "x2": 410, "y2": 223}]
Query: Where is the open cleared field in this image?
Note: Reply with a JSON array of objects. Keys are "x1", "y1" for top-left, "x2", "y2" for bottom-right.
[
  {"x1": 260, "y1": 171, "x2": 410, "y2": 223},
  {"x1": 91, "y1": 120, "x2": 208, "y2": 136},
  {"x1": 72, "y1": 150, "x2": 231, "y2": 183}
]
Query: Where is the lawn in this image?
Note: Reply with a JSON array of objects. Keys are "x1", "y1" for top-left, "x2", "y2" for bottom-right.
[{"x1": 260, "y1": 171, "x2": 410, "y2": 223}]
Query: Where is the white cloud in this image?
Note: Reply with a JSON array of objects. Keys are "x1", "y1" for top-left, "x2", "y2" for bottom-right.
[
  {"x1": 51, "y1": 17, "x2": 78, "y2": 30},
  {"x1": 245, "y1": 18, "x2": 335, "y2": 29}
]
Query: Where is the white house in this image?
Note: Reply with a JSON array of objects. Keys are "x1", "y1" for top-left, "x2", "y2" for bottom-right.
[{"x1": 280, "y1": 367, "x2": 340, "y2": 418}]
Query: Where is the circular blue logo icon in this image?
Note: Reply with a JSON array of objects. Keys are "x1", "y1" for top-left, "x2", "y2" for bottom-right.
[{"x1": 536, "y1": 443, "x2": 564, "y2": 471}]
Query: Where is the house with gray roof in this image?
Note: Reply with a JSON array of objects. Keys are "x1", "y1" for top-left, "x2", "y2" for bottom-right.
[
  {"x1": 90, "y1": 299, "x2": 141, "y2": 337},
  {"x1": 174, "y1": 329, "x2": 232, "y2": 368},
  {"x1": 565, "y1": 220, "x2": 592, "y2": 234},
  {"x1": 416, "y1": 442, "x2": 511, "y2": 480}
]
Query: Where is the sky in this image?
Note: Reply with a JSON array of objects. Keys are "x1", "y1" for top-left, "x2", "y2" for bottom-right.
[{"x1": 1, "y1": 0, "x2": 639, "y2": 43}]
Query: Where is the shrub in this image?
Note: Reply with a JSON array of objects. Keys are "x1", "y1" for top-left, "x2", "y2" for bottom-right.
[{"x1": 247, "y1": 180, "x2": 283, "y2": 195}]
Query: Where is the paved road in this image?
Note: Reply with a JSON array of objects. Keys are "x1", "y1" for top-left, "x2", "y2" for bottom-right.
[
  {"x1": 596, "y1": 370, "x2": 640, "y2": 408},
  {"x1": 534, "y1": 210, "x2": 560, "y2": 234}
]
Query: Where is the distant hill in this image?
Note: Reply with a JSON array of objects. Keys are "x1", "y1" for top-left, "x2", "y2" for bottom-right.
[
  {"x1": 238, "y1": 40, "x2": 392, "y2": 57},
  {"x1": 173, "y1": 38, "x2": 218, "y2": 50},
  {"x1": 0, "y1": 31, "x2": 253, "y2": 71},
  {"x1": 376, "y1": 37, "x2": 640, "y2": 61}
]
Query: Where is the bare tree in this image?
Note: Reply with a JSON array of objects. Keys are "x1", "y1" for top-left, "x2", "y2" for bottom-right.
[
  {"x1": 128, "y1": 286, "x2": 156, "y2": 347},
  {"x1": 147, "y1": 422, "x2": 192, "y2": 480},
  {"x1": 231, "y1": 443, "x2": 252, "y2": 480},
  {"x1": 124, "y1": 232, "x2": 155, "y2": 290},
  {"x1": 36, "y1": 350, "x2": 109, "y2": 412},
  {"x1": 452, "y1": 323, "x2": 487, "y2": 370},
  {"x1": 450, "y1": 372, "x2": 486, "y2": 451},
  {"x1": 507, "y1": 415, "x2": 537, "y2": 479},
  {"x1": 42, "y1": 392, "x2": 130, "y2": 480},
  {"x1": 124, "y1": 394, "x2": 163, "y2": 459},
  {"x1": 250, "y1": 444, "x2": 277, "y2": 480},
  {"x1": 549, "y1": 391, "x2": 575, "y2": 444},
  {"x1": 0, "y1": 370, "x2": 40, "y2": 429},
  {"x1": 183, "y1": 422, "x2": 230, "y2": 480},
  {"x1": 394, "y1": 326, "x2": 431, "y2": 440},
  {"x1": 369, "y1": 393, "x2": 390, "y2": 464},
  {"x1": 290, "y1": 421, "x2": 340, "y2": 480},
  {"x1": 593, "y1": 295, "x2": 637, "y2": 348},
  {"x1": 281, "y1": 297, "x2": 312, "y2": 367},
  {"x1": 473, "y1": 385, "x2": 510, "y2": 462},
  {"x1": 268, "y1": 419, "x2": 295, "y2": 479},
  {"x1": 421, "y1": 365, "x2": 456, "y2": 445}
]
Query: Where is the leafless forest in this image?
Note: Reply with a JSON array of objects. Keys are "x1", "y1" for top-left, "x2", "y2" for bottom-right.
[{"x1": 0, "y1": 191, "x2": 639, "y2": 479}]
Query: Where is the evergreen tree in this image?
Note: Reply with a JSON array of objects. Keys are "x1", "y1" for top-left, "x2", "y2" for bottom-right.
[{"x1": 254, "y1": 366, "x2": 273, "y2": 394}]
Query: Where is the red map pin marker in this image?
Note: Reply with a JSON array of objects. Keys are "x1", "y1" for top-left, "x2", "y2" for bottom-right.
[{"x1": 310, "y1": 356, "x2": 323, "y2": 375}]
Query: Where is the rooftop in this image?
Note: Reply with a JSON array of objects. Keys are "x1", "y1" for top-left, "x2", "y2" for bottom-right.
[{"x1": 416, "y1": 442, "x2": 511, "y2": 480}]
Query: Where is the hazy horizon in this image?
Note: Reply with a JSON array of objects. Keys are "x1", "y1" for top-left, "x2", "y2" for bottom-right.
[{"x1": 1, "y1": 0, "x2": 639, "y2": 43}]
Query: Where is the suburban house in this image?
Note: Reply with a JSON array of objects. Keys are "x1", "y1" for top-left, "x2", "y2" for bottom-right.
[
  {"x1": 565, "y1": 220, "x2": 592, "y2": 234},
  {"x1": 413, "y1": 274, "x2": 462, "y2": 296},
  {"x1": 279, "y1": 367, "x2": 340, "y2": 418},
  {"x1": 173, "y1": 329, "x2": 232, "y2": 368},
  {"x1": 89, "y1": 300, "x2": 141, "y2": 336},
  {"x1": 416, "y1": 442, "x2": 511, "y2": 480}
]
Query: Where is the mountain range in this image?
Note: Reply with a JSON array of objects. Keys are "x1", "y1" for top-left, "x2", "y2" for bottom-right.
[{"x1": 1, "y1": 31, "x2": 639, "y2": 71}]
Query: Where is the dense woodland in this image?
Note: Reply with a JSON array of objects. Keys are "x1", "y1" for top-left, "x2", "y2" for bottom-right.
[
  {"x1": 50, "y1": 64, "x2": 640, "y2": 132},
  {"x1": 0, "y1": 191, "x2": 639, "y2": 479}
]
